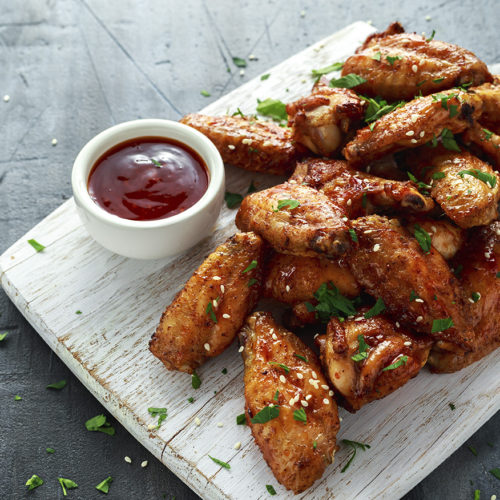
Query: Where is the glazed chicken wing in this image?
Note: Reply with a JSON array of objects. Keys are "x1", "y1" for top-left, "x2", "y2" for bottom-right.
[
  {"x1": 342, "y1": 22, "x2": 492, "y2": 101},
  {"x1": 316, "y1": 312, "x2": 432, "y2": 412},
  {"x1": 428, "y1": 222, "x2": 500, "y2": 373},
  {"x1": 470, "y1": 77, "x2": 500, "y2": 124},
  {"x1": 240, "y1": 312, "x2": 339, "y2": 493},
  {"x1": 263, "y1": 253, "x2": 360, "y2": 304},
  {"x1": 236, "y1": 182, "x2": 350, "y2": 258},
  {"x1": 286, "y1": 80, "x2": 365, "y2": 156},
  {"x1": 405, "y1": 146, "x2": 500, "y2": 228},
  {"x1": 179, "y1": 113, "x2": 301, "y2": 175},
  {"x1": 348, "y1": 215, "x2": 474, "y2": 349},
  {"x1": 343, "y1": 90, "x2": 483, "y2": 166},
  {"x1": 463, "y1": 122, "x2": 500, "y2": 168},
  {"x1": 291, "y1": 158, "x2": 434, "y2": 216},
  {"x1": 149, "y1": 232, "x2": 264, "y2": 373}
]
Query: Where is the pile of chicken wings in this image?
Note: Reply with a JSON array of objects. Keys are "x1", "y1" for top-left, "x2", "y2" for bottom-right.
[{"x1": 150, "y1": 23, "x2": 500, "y2": 493}]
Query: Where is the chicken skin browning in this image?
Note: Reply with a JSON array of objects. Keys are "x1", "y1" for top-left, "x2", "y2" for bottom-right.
[
  {"x1": 428, "y1": 222, "x2": 500, "y2": 373},
  {"x1": 348, "y1": 215, "x2": 473, "y2": 349},
  {"x1": 342, "y1": 22, "x2": 492, "y2": 101},
  {"x1": 317, "y1": 313, "x2": 432, "y2": 412},
  {"x1": 406, "y1": 147, "x2": 500, "y2": 228},
  {"x1": 463, "y1": 123, "x2": 500, "y2": 168},
  {"x1": 235, "y1": 182, "x2": 350, "y2": 258},
  {"x1": 263, "y1": 253, "x2": 360, "y2": 304},
  {"x1": 240, "y1": 312, "x2": 339, "y2": 493},
  {"x1": 291, "y1": 158, "x2": 434, "y2": 217},
  {"x1": 470, "y1": 78, "x2": 500, "y2": 124},
  {"x1": 343, "y1": 90, "x2": 483, "y2": 166},
  {"x1": 286, "y1": 81, "x2": 365, "y2": 156},
  {"x1": 179, "y1": 113, "x2": 301, "y2": 175},
  {"x1": 149, "y1": 233, "x2": 264, "y2": 373}
]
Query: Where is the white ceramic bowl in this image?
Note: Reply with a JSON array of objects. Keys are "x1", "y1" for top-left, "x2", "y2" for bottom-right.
[{"x1": 72, "y1": 119, "x2": 225, "y2": 260}]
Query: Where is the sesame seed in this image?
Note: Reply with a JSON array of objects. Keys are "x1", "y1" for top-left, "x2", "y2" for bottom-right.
[
  {"x1": 220, "y1": 284, "x2": 225, "y2": 293},
  {"x1": 468, "y1": 298, "x2": 474, "y2": 303},
  {"x1": 312, "y1": 371, "x2": 318, "y2": 379},
  {"x1": 314, "y1": 333, "x2": 319, "y2": 339},
  {"x1": 262, "y1": 140, "x2": 272, "y2": 147},
  {"x1": 238, "y1": 346, "x2": 244, "y2": 353},
  {"x1": 204, "y1": 343, "x2": 210, "y2": 351},
  {"x1": 485, "y1": 252, "x2": 491, "y2": 259},
  {"x1": 124, "y1": 456, "x2": 132, "y2": 464},
  {"x1": 354, "y1": 316, "x2": 364, "y2": 322},
  {"x1": 425, "y1": 15, "x2": 432, "y2": 21},
  {"x1": 297, "y1": 373, "x2": 304, "y2": 379},
  {"x1": 141, "y1": 460, "x2": 148, "y2": 468},
  {"x1": 395, "y1": 321, "x2": 400, "y2": 328},
  {"x1": 222, "y1": 313, "x2": 230, "y2": 319},
  {"x1": 248, "y1": 54, "x2": 257, "y2": 60},
  {"x1": 227, "y1": 145, "x2": 235, "y2": 150},
  {"x1": 339, "y1": 416, "x2": 343, "y2": 422},
  {"x1": 51, "y1": 138, "x2": 58, "y2": 146},
  {"x1": 406, "y1": 130, "x2": 415, "y2": 136},
  {"x1": 301, "y1": 79, "x2": 307, "y2": 84},
  {"x1": 342, "y1": 216, "x2": 349, "y2": 222},
  {"x1": 404, "y1": 341, "x2": 412, "y2": 346},
  {"x1": 310, "y1": 380, "x2": 319, "y2": 389},
  {"x1": 321, "y1": 384, "x2": 329, "y2": 390},
  {"x1": 431, "y1": 225, "x2": 437, "y2": 233},
  {"x1": 285, "y1": 285, "x2": 290, "y2": 292},
  {"x1": 412, "y1": 64, "x2": 418, "y2": 73},
  {"x1": 416, "y1": 316, "x2": 423, "y2": 323},
  {"x1": 329, "y1": 390, "x2": 334, "y2": 396},
  {"x1": 366, "y1": 165, "x2": 371, "y2": 173},
  {"x1": 242, "y1": 138, "x2": 252, "y2": 145},
  {"x1": 300, "y1": 9, "x2": 306, "y2": 17},
  {"x1": 272, "y1": 333, "x2": 278, "y2": 340},
  {"x1": 411, "y1": 114, "x2": 419, "y2": 123},
  {"x1": 269, "y1": 404, "x2": 274, "y2": 408},
  {"x1": 306, "y1": 394, "x2": 312, "y2": 400},
  {"x1": 491, "y1": 495, "x2": 497, "y2": 500},
  {"x1": 411, "y1": 139, "x2": 418, "y2": 143},
  {"x1": 217, "y1": 422, "x2": 224, "y2": 428},
  {"x1": 194, "y1": 417, "x2": 201, "y2": 426},
  {"x1": 212, "y1": 299, "x2": 218, "y2": 308},
  {"x1": 234, "y1": 441, "x2": 242, "y2": 450},
  {"x1": 373, "y1": 244, "x2": 381, "y2": 252},
  {"x1": 147, "y1": 423, "x2": 156, "y2": 430},
  {"x1": 420, "y1": 131, "x2": 425, "y2": 137},
  {"x1": 213, "y1": 276, "x2": 221, "y2": 280},
  {"x1": 301, "y1": 400, "x2": 309, "y2": 407},
  {"x1": 280, "y1": 375, "x2": 286, "y2": 383},
  {"x1": 289, "y1": 398, "x2": 295, "y2": 405},
  {"x1": 3, "y1": 95, "x2": 10, "y2": 102},
  {"x1": 346, "y1": 199, "x2": 352, "y2": 206},
  {"x1": 415, "y1": 298, "x2": 424, "y2": 303},
  {"x1": 364, "y1": 229, "x2": 374, "y2": 234},
  {"x1": 323, "y1": 398, "x2": 330, "y2": 405},
  {"x1": 239, "y1": 69, "x2": 245, "y2": 77}
]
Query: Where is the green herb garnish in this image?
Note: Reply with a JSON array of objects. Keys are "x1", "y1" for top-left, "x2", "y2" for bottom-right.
[
  {"x1": 209, "y1": 455, "x2": 231, "y2": 469},
  {"x1": 236, "y1": 413, "x2": 247, "y2": 425},
  {"x1": 372, "y1": 51, "x2": 381, "y2": 61},
  {"x1": 96, "y1": 476, "x2": 113, "y2": 494},
  {"x1": 221, "y1": 368, "x2": 228, "y2": 375},
  {"x1": 468, "y1": 445, "x2": 478, "y2": 456},
  {"x1": 192, "y1": 371, "x2": 201, "y2": 389},
  {"x1": 409, "y1": 290, "x2": 419, "y2": 302},
  {"x1": 273, "y1": 390, "x2": 279, "y2": 402},
  {"x1": 58, "y1": 478, "x2": 78, "y2": 496},
  {"x1": 309, "y1": 282, "x2": 359, "y2": 322},
  {"x1": 187, "y1": 397, "x2": 194, "y2": 403},
  {"x1": 407, "y1": 171, "x2": 431, "y2": 193},
  {"x1": 268, "y1": 362, "x2": 290, "y2": 374},
  {"x1": 266, "y1": 484, "x2": 277, "y2": 495},
  {"x1": 243, "y1": 260, "x2": 258, "y2": 273},
  {"x1": 148, "y1": 407, "x2": 167, "y2": 428},
  {"x1": 247, "y1": 278, "x2": 258, "y2": 287},
  {"x1": 28, "y1": 239, "x2": 45, "y2": 252},
  {"x1": 205, "y1": 301, "x2": 217, "y2": 323},
  {"x1": 362, "y1": 95, "x2": 406, "y2": 124},
  {"x1": 349, "y1": 229, "x2": 358, "y2": 242},
  {"x1": 313, "y1": 440, "x2": 317, "y2": 449},
  {"x1": 432, "y1": 172, "x2": 446, "y2": 180},
  {"x1": 293, "y1": 353, "x2": 308, "y2": 363},
  {"x1": 256, "y1": 98, "x2": 287, "y2": 121},
  {"x1": 85, "y1": 414, "x2": 115, "y2": 435},
  {"x1": 426, "y1": 29, "x2": 436, "y2": 41},
  {"x1": 0, "y1": 332, "x2": 7, "y2": 342},
  {"x1": 260, "y1": 73, "x2": 270, "y2": 81},
  {"x1": 26, "y1": 474, "x2": 44, "y2": 490},
  {"x1": 274, "y1": 199, "x2": 300, "y2": 211},
  {"x1": 440, "y1": 128, "x2": 460, "y2": 152},
  {"x1": 293, "y1": 408, "x2": 307, "y2": 423},
  {"x1": 386, "y1": 55, "x2": 401, "y2": 65},
  {"x1": 449, "y1": 403, "x2": 456, "y2": 410},
  {"x1": 225, "y1": 191, "x2": 243, "y2": 208},
  {"x1": 232, "y1": 57, "x2": 247, "y2": 68},
  {"x1": 329, "y1": 73, "x2": 366, "y2": 89},
  {"x1": 151, "y1": 158, "x2": 162, "y2": 167},
  {"x1": 414, "y1": 224, "x2": 432, "y2": 253},
  {"x1": 382, "y1": 355, "x2": 408, "y2": 371},
  {"x1": 312, "y1": 61, "x2": 344, "y2": 77},
  {"x1": 364, "y1": 297, "x2": 386, "y2": 319},
  {"x1": 341, "y1": 439, "x2": 371, "y2": 472},
  {"x1": 46, "y1": 380, "x2": 67, "y2": 390},
  {"x1": 14, "y1": 395, "x2": 22, "y2": 401},
  {"x1": 458, "y1": 169, "x2": 497, "y2": 188},
  {"x1": 351, "y1": 334, "x2": 369, "y2": 362},
  {"x1": 431, "y1": 317, "x2": 454, "y2": 333},
  {"x1": 482, "y1": 128, "x2": 493, "y2": 140},
  {"x1": 250, "y1": 405, "x2": 280, "y2": 424},
  {"x1": 433, "y1": 77, "x2": 445, "y2": 83},
  {"x1": 75, "y1": 310, "x2": 82, "y2": 314},
  {"x1": 200, "y1": 90, "x2": 211, "y2": 97},
  {"x1": 46, "y1": 447, "x2": 55, "y2": 454},
  {"x1": 489, "y1": 468, "x2": 500, "y2": 480},
  {"x1": 471, "y1": 292, "x2": 481, "y2": 303}
]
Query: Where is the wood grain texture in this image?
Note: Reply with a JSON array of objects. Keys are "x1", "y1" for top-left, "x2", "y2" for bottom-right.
[{"x1": 1, "y1": 21, "x2": 499, "y2": 499}]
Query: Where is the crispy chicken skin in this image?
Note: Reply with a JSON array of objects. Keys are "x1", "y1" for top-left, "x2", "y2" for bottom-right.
[
  {"x1": 149, "y1": 233, "x2": 264, "y2": 373},
  {"x1": 343, "y1": 90, "x2": 483, "y2": 166},
  {"x1": 342, "y1": 22, "x2": 492, "y2": 101},
  {"x1": 291, "y1": 158, "x2": 434, "y2": 216},
  {"x1": 240, "y1": 312, "x2": 339, "y2": 493},
  {"x1": 235, "y1": 182, "x2": 350, "y2": 258},
  {"x1": 428, "y1": 222, "x2": 500, "y2": 373},
  {"x1": 286, "y1": 81, "x2": 365, "y2": 156},
  {"x1": 317, "y1": 312, "x2": 432, "y2": 412},
  {"x1": 470, "y1": 78, "x2": 500, "y2": 124},
  {"x1": 263, "y1": 253, "x2": 360, "y2": 304},
  {"x1": 405, "y1": 146, "x2": 500, "y2": 228},
  {"x1": 179, "y1": 113, "x2": 301, "y2": 175},
  {"x1": 348, "y1": 215, "x2": 474, "y2": 349},
  {"x1": 463, "y1": 122, "x2": 500, "y2": 168}
]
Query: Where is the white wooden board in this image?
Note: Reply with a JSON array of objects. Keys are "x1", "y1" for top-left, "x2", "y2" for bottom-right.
[{"x1": 1, "y1": 22, "x2": 499, "y2": 500}]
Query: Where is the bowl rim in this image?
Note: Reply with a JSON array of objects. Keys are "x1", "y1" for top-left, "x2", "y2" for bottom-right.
[{"x1": 71, "y1": 118, "x2": 224, "y2": 229}]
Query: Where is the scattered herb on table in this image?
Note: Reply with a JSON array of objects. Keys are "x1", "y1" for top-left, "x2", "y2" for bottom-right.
[
  {"x1": 266, "y1": 484, "x2": 277, "y2": 495},
  {"x1": 489, "y1": 468, "x2": 500, "y2": 480},
  {"x1": 148, "y1": 407, "x2": 167, "y2": 428},
  {"x1": 26, "y1": 474, "x2": 44, "y2": 490},
  {"x1": 236, "y1": 413, "x2": 247, "y2": 425},
  {"x1": 200, "y1": 90, "x2": 211, "y2": 97},
  {"x1": 260, "y1": 73, "x2": 270, "y2": 81},
  {"x1": 256, "y1": 98, "x2": 287, "y2": 122},
  {"x1": 311, "y1": 61, "x2": 344, "y2": 78},
  {"x1": 96, "y1": 476, "x2": 113, "y2": 494},
  {"x1": 46, "y1": 380, "x2": 67, "y2": 390},
  {"x1": 468, "y1": 445, "x2": 478, "y2": 456},
  {"x1": 208, "y1": 455, "x2": 231, "y2": 469},
  {"x1": 85, "y1": 414, "x2": 115, "y2": 435},
  {"x1": 28, "y1": 239, "x2": 45, "y2": 252},
  {"x1": 341, "y1": 439, "x2": 371, "y2": 472},
  {"x1": 232, "y1": 57, "x2": 247, "y2": 68},
  {"x1": 224, "y1": 192, "x2": 243, "y2": 209},
  {"x1": 58, "y1": 477, "x2": 78, "y2": 496},
  {"x1": 14, "y1": 395, "x2": 22, "y2": 401},
  {"x1": 0, "y1": 332, "x2": 7, "y2": 342},
  {"x1": 449, "y1": 403, "x2": 456, "y2": 410},
  {"x1": 46, "y1": 447, "x2": 55, "y2": 454},
  {"x1": 192, "y1": 371, "x2": 202, "y2": 389}
]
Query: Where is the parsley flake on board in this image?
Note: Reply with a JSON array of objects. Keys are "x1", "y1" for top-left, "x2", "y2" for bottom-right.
[
  {"x1": 474, "y1": 490, "x2": 480, "y2": 500},
  {"x1": 364, "y1": 298, "x2": 386, "y2": 319},
  {"x1": 46, "y1": 447, "x2": 55, "y2": 454},
  {"x1": 148, "y1": 407, "x2": 167, "y2": 428},
  {"x1": 341, "y1": 439, "x2": 371, "y2": 472},
  {"x1": 274, "y1": 199, "x2": 300, "y2": 211},
  {"x1": 192, "y1": 371, "x2": 202, "y2": 389},
  {"x1": 431, "y1": 317, "x2": 454, "y2": 333},
  {"x1": 200, "y1": 90, "x2": 211, "y2": 97},
  {"x1": 311, "y1": 61, "x2": 344, "y2": 77},
  {"x1": 242, "y1": 260, "x2": 258, "y2": 273},
  {"x1": 224, "y1": 192, "x2": 243, "y2": 208},
  {"x1": 187, "y1": 397, "x2": 194, "y2": 403},
  {"x1": 293, "y1": 407, "x2": 307, "y2": 423},
  {"x1": 0, "y1": 332, "x2": 7, "y2": 342},
  {"x1": 58, "y1": 477, "x2": 78, "y2": 496},
  {"x1": 449, "y1": 403, "x2": 456, "y2": 410},
  {"x1": 489, "y1": 468, "x2": 500, "y2": 480},
  {"x1": 95, "y1": 476, "x2": 113, "y2": 494},
  {"x1": 329, "y1": 73, "x2": 366, "y2": 89},
  {"x1": 205, "y1": 301, "x2": 217, "y2": 323},
  {"x1": 266, "y1": 484, "x2": 277, "y2": 495},
  {"x1": 232, "y1": 57, "x2": 247, "y2": 68},
  {"x1": 250, "y1": 405, "x2": 280, "y2": 424},
  {"x1": 414, "y1": 224, "x2": 432, "y2": 253},
  {"x1": 256, "y1": 98, "x2": 287, "y2": 122},
  {"x1": 46, "y1": 380, "x2": 67, "y2": 390},
  {"x1": 260, "y1": 73, "x2": 270, "y2": 81},
  {"x1": 208, "y1": 455, "x2": 231, "y2": 469},
  {"x1": 268, "y1": 362, "x2": 290, "y2": 374},
  {"x1": 85, "y1": 414, "x2": 115, "y2": 435},
  {"x1": 468, "y1": 445, "x2": 478, "y2": 456},
  {"x1": 351, "y1": 334, "x2": 369, "y2": 362},
  {"x1": 307, "y1": 282, "x2": 359, "y2": 323},
  {"x1": 458, "y1": 169, "x2": 497, "y2": 188},
  {"x1": 236, "y1": 413, "x2": 247, "y2": 425},
  {"x1": 382, "y1": 355, "x2": 408, "y2": 371},
  {"x1": 26, "y1": 474, "x2": 44, "y2": 491},
  {"x1": 14, "y1": 395, "x2": 22, "y2": 401},
  {"x1": 28, "y1": 239, "x2": 45, "y2": 252},
  {"x1": 75, "y1": 310, "x2": 82, "y2": 314},
  {"x1": 221, "y1": 368, "x2": 228, "y2": 375}
]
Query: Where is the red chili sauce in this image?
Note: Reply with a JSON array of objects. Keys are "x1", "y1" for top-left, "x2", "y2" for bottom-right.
[{"x1": 88, "y1": 137, "x2": 209, "y2": 221}]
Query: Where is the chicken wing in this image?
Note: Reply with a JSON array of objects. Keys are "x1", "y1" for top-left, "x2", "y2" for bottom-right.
[
  {"x1": 342, "y1": 22, "x2": 492, "y2": 101},
  {"x1": 428, "y1": 222, "x2": 500, "y2": 372},
  {"x1": 240, "y1": 312, "x2": 339, "y2": 493},
  {"x1": 179, "y1": 113, "x2": 301, "y2": 175},
  {"x1": 470, "y1": 77, "x2": 500, "y2": 124},
  {"x1": 348, "y1": 215, "x2": 474, "y2": 349},
  {"x1": 317, "y1": 312, "x2": 432, "y2": 412},
  {"x1": 291, "y1": 158, "x2": 434, "y2": 216},
  {"x1": 343, "y1": 90, "x2": 483, "y2": 166},
  {"x1": 149, "y1": 232, "x2": 264, "y2": 373},
  {"x1": 405, "y1": 146, "x2": 500, "y2": 228},
  {"x1": 235, "y1": 182, "x2": 350, "y2": 258},
  {"x1": 263, "y1": 253, "x2": 360, "y2": 304},
  {"x1": 463, "y1": 122, "x2": 500, "y2": 168},
  {"x1": 286, "y1": 80, "x2": 365, "y2": 156}
]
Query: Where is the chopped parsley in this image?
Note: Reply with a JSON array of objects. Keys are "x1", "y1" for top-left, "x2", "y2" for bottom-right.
[
  {"x1": 266, "y1": 484, "x2": 277, "y2": 495},
  {"x1": 256, "y1": 98, "x2": 287, "y2": 122},
  {"x1": 250, "y1": 405, "x2": 280, "y2": 424},
  {"x1": 243, "y1": 260, "x2": 258, "y2": 273},
  {"x1": 431, "y1": 317, "x2": 454, "y2": 333},
  {"x1": 221, "y1": 368, "x2": 228, "y2": 375},
  {"x1": 85, "y1": 414, "x2": 115, "y2": 435},
  {"x1": 351, "y1": 334, "x2": 369, "y2": 362},
  {"x1": 247, "y1": 278, "x2": 258, "y2": 287},
  {"x1": 209, "y1": 455, "x2": 231, "y2": 469},
  {"x1": 313, "y1": 440, "x2": 317, "y2": 450},
  {"x1": 306, "y1": 282, "x2": 359, "y2": 322},
  {"x1": 293, "y1": 353, "x2": 308, "y2": 363},
  {"x1": 268, "y1": 362, "x2": 290, "y2": 374},
  {"x1": 489, "y1": 468, "x2": 500, "y2": 480},
  {"x1": 26, "y1": 474, "x2": 44, "y2": 490},
  {"x1": 312, "y1": 61, "x2": 344, "y2": 77},
  {"x1": 260, "y1": 73, "x2": 270, "y2": 81},
  {"x1": 28, "y1": 239, "x2": 45, "y2": 252},
  {"x1": 46, "y1": 447, "x2": 55, "y2": 454},
  {"x1": 482, "y1": 128, "x2": 493, "y2": 140},
  {"x1": 426, "y1": 29, "x2": 436, "y2": 42},
  {"x1": 474, "y1": 490, "x2": 480, "y2": 500},
  {"x1": 200, "y1": 90, "x2": 211, "y2": 97},
  {"x1": 46, "y1": 380, "x2": 67, "y2": 390},
  {"x1": 14, "y1": 395, "x2": 22, "y2": 401},
  {"x1": 75, "y1": 310, "x2": 82, "y2": 314},
  {"x1": 205, "y1": 301, "x2": 217, "y2": 323},
  {"x1": 148, "y1": 407, "x2": 167, "y2": 428},
  {"x1": 236, "y1": 413, "x2": 247, "y2": 425},
  {"x1": 410, "y1": 290, "x2": 419, "y2": 302},
  {"x1": 433, "y1": 77, "x2": 445, "y2": 83},
  {"x1": 372, "y1": 51, "x2": 381, "y2": 61},
  {"x1": 329, "y1": 73, "x2": 366, "y2": 89},
  {"x1": 449, "y1": 403, "x2": 456, "y2": 410},
  {"x1": 362, "y1": 192, "x2": 368, "y2": 208},
  {"x1": 362, "y1": 95, "x2": 406, "y2": 124},
  {"x1": 232, "y1": 108, "x2": 245, "y2": 118},
  {"x1": 432, "y1": 92, "x2": 457, "y2": 111},
  {"x1": 341, "y1": 439, "x2": 371, "y2": 472},
  {"x1": 274, "y1": 199, "x2": 300, "y2": 211},
  {"x1": 468, "y1": 445, "x2": 478, "y2": 456},
  {"x1": 232, "y1": 57, "x2": 247, "y2": 68},
  {"x1": 0, "y1": 332, "x2": 7, "y2": 342},
  {"x1": 349, "y1": 229, "x2": 358, "y2": 242},
  {"x1": 432, "y1": 171, "x2": 446, "y2": 180},
  {"x1": 386, "y1": 55, "x2": 401, "y2": 65},
  {"x1": 151, "y1": 158, "x2": 162, "y2": 167},
  {"x1": 440, "y1": 128, "x2": 461, "y2": 152},
  {"x1": 96, "y1": 476, "x2": 113, "y2": 494},
  {"x1": 293, "y1": 407, "x2": 307, "y2": 423},
  {"x1": 187, "y1": 397, "x2": 194, "y2": 403},
  {"x1": 453, "y1": 264, "x2": 464, "y2": 278},
  {"x1": 458, "y1": 169, "x2": 497, "y2": 188},
  {"x1": 192, "y1": 371, "x2": 201, "y2": 389},
  {"x1": 414, "y1": 224, "x2": 432, "y2": 253},
  {"x1": 471, "y1": 292, "x2": 481, "y2": 303},
  {"x1": 247, "y1": 181, "x2": 257, "y2": 193},
  {"x1": 382, "y1": 355, "x2": 408, "y2": 371},
  {"x1": 273, "y1": 390, "x2": 279, "y2": 402},
  {"x1": 58, "y1": 477, "x2": 78, "y2": 496},
  {"x1": 364, "y1": 297, "x2": 386, "y2": 319},
  {"x1": 225, "y1": 192, "x2": 244, "y2": 208},
  {"x1": 407, "y1": 171, "x2": 431, "y2": 193}
]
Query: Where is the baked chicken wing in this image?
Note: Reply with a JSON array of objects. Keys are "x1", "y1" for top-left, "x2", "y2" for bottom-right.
[
  {"x1": 463, "y1": 122, "x2": 500, "y2": 168},
  {"x1": 348, "y1": 215, "x2": 474, "y2": 349},
  {"x1": 428, "y1": 222, "x2": 500, "y2": 372},
  {"x1": 342, "y1": 22, "x2": 492, "y2": 101},
  {"x1": 286, "y1": 80, "x2": 365, "y2": 156},
  {"x1": 149, "y1": 232, "x2": 264, "y2": 373},
  {"x1": 317, "y1": 312, "x2": 432, "y2": 412},
  {"x1": 470, "y1": 77, "x2": 500, "y2": 124},
  {"x1": 343, "y1": 90, "x2": 483, "y2": 166},
  {"x1": 240, "y1": 312, "x2": 339, "y2": 493},
  {"x1": 236, "y1": 182, "x2": 350, "y2": 258},
  {"x1": 179, "y1": 113, "x2": 301, "y2": 175}
]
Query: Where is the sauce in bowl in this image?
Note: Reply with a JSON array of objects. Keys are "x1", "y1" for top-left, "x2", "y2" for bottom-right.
[{"x1": 88, "y1": 137, "x2": 209, "y2": 221}]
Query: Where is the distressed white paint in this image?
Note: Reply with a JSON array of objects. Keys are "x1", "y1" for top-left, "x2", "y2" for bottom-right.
[{"x1": 1, "y1": 23, "x2": 499, "y2": 500}]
